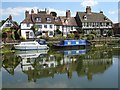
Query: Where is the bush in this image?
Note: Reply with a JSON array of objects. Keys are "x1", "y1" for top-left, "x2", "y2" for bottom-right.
[
  {"x1": 90, "y1": 31, "x2": 97, "y2": 36},
  {"x1": 86, "y1": 34, "x2": 95, "y2": 40},
  {"x1": 55, "y1": 29, "x2": 62, "y2": 34},
  {"x1": 67, "y1": 33, "x2": 74, "y2": 38}
]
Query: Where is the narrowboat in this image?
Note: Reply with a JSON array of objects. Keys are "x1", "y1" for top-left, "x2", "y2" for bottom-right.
[{"x1": 53, "y1": 39, "x2": 91, "y2": 49}]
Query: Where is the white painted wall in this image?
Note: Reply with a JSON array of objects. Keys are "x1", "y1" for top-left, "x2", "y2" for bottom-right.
[
  {"x1": 21, "y1": 23, "x2": 33, "y2": 29},
  {"x1": 21, "y1": 29, "x2": 35, "y2": 39},
  {"x1": 0, "y1": 19, "x2": 14, "y2": 30}
]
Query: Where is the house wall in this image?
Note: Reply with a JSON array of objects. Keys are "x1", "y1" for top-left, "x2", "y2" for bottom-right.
[
  {"x1": 35, "y1": 24, "x2": 55, "y2": 37},
  {"x1": 0, "y1": 19, "x2": 14, "y2": 30},
  {"x1": 21, "y1": 29, "x2": 35, "y2": 39},
  {"x1": 21, "y1": 23, "x2": 33, "y2": 29}
]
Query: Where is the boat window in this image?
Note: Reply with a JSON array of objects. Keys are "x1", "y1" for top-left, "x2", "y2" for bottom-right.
[
  {"x1": 76, "y1": 41, "x2": 79, "y2": 44},
  {"x1": 68, "y1": 42, "x2": 71, "y2": 45},
  {"x1": 37, "y1": 40, "x2": 46, "y2": 45}
]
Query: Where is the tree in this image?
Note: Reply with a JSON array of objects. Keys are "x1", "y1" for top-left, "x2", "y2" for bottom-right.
[
  {"x1": 2, "y1": 32, "x2": 7, "y2": 43},
  {"x1": 55, "y1": 29, "x2": 62, "y2": 34},
  {"x1": 107, "y1": 30, "x2": 112, "y2": 36},
  {"x1": 1, "y1": 20, "x2": 6, "y2": 25},
  {"x1": 76, "y1": 28, "x2": 84, "y2": 34},
  {"x1": 31, "y1": 25, "x2": 39, "y2": 36}
]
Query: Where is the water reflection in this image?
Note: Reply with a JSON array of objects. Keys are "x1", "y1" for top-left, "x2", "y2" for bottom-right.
[{"x1": 2, "y1": 48, "x2": 113, "y2": 82}]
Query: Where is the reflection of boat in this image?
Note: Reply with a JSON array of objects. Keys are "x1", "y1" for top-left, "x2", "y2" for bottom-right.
[
  {"x1": 53, "y1": 40, "x2": 91, "y2": 48},
  {"x1": 14, "y1": 39, "x2": 49, "y2": 50},
  {"x1": 63, "y1": 49, "x2": 86, "y2": 56},
  {"x1": 15, "y1": 49, "x2": 48, "y2": 59}
]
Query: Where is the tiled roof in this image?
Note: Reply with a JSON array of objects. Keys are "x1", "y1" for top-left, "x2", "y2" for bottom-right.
[
  {"x1": 21, "y1": 15, "x2": 34, "y2": 23},
  {"x1": 59, "y1": 16, "x2": 77, "y2": 26},
  {"x1": 77, "y1": 12, "x2": 112, "y2": 22},
  {"x1": 113, "y1": 23, "x2": 120, "y2": 28}
]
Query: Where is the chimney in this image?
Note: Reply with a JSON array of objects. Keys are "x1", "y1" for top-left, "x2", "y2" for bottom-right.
[
  {"x1": 86, "y1": 6, "x2": 91, "y2": 14},
  {"x1": 9, "y1": 15, "x2": 12, "y2": 20},
  {"x1": 37, "y1": 9, "x2": 39, "y2": 13},
  {"x1": 31, "y1": 9, "x2": 34, "y2": 14},
  {"x1": 66, "y1": 10, "x2": 71, "y2": 18},
  {"x1": 25, "y1": 10, "x2": 29, "y2": 18},
  {"x1": 100, "y1": 11, "x2": 103, "y2": 14}
]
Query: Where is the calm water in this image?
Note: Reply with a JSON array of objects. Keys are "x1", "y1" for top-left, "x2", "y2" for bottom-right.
[{"x1": 1, "y1": 47, "x2": 119, "y2": 88}]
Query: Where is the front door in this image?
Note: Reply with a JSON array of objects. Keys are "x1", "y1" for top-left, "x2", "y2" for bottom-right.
[{"x1": 26, "y1": 32, "x2": 29, "y2": 39}]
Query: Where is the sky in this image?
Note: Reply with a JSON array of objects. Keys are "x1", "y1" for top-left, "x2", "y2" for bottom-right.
[{"x1": 0, "y1": 0, "x2": 119, "y2": 24}]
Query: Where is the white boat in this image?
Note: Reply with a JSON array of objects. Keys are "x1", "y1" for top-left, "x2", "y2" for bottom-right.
[
  {"x1": 15, "y1": 49, "x2": 48, "y2": 59},
  {"x1": 14, "y1": 39, "x2": 49, "y2": 50}
]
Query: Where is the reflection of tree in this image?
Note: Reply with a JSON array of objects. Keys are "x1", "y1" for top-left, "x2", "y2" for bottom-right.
[
  {"x1": 19, "y1": 49, "x2": 113, "y2": 81},
  {"x1": 2, "y1": 53, "x2": 21, "y2": 75}
]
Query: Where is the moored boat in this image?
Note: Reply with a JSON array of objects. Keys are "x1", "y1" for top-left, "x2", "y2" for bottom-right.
[
  {"x1": 53, "y1": 39, "x2": 91, "y2": 49},
  {"x1": 14, "y1": 39, "x2": 49, "y2": 50}
]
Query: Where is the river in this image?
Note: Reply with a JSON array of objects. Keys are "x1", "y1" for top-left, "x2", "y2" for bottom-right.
[{"x1": 1, "y1": 47, "x2": 119, "y2": 88}]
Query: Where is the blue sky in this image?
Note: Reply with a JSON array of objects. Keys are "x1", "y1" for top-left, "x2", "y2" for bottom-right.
[{"x1": 0, "y1": 1, "x2": 119, "y2": 24}]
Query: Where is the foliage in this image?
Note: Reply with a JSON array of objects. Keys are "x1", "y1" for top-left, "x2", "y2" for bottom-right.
[
  {"x1": 55, "y1": 29, "x2": 62, "y2": 34},
  {"x1": 31, "y1": 25, "x2": 39, "y2": 36},
  {"x1": 90, "y1": 31, "x2": 97, "y2": 36},
  {"x1": 107, "y1": 30, "x2": 112, "y2": 36},
  {"x1": 86, "y1": 34, "x2": 95, "y2": 40},
  {"x1": 76, "y1": 28, "x2": 84, "y2": 34},
  {"x1": 1, "y1": 20, "x2": 6, "y2": 26},
  {"x1": 2, "y1": 28, "x2": 11, "y2": 32},
  {"x1": 67, "y1": 33, "x2": 74, "y2": 38}
]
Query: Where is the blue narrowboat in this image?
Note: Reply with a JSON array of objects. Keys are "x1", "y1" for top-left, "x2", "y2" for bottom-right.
[{"x1": 54, "y1": 40, "x2": 91, "y2": 49}]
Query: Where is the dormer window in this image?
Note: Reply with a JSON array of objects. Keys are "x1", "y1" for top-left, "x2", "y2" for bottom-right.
[
  {"x1": 104, "y1": 17, "x2": 108, "y2": 21},
  {"x1": 35, "y1": 17, "x2": 41, "y2": 22},
  {"x1": 83, "y1": 15, "x2": 87, "y2": 20},
  {"x1": 46, "y1": 17, "x2": 51, "y2": 22}
]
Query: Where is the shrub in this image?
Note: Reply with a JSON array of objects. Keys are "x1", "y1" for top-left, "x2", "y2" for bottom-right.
[{"x1": 67, "y1": 33, "x2": 74, "y2": 39}]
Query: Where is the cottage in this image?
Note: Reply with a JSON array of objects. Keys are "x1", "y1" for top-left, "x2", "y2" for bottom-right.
[
  {"x1": 75, "y1": 6, "x2": 113, "y2": 36},
  {"x1": 59, "y1": 10, "x2": 78, "y2": 37},
  {"x1": 21, "y1": 9, "x2": 55, "y2": 39},
  {"x1": 0, "y1": 15, "x2": 19, "y2": 42}
]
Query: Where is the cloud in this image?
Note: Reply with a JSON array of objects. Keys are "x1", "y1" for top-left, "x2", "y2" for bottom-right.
[
  {"x1": 48, "y1": 8, "x2": 76, "y2": 16},
  {"x1": 0, "y1": 7, "x2": 76, "y2": 17},
  {"x1": 108, "y1": 10, "x2": 118, "y2": 15},
  {"x1": 81, "y1": 0, "x2": 98, "y2": 7},
  {"x1": 0, "y1": 7, "x2": 39, "y2": 16}
]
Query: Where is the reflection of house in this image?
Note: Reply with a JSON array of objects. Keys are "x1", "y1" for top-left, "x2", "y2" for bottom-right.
[
  {"x1": 22, "y1": 50, "x2": 112, "y2": 81},
  {"x1": 112, "y1": 23, "x2": 120, "y2": 34},
  {"x1": 75, "y1": 6, "x2": 113, "y2": 36}
]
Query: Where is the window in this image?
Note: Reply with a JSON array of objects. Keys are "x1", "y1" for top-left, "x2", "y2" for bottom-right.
[
  {"x1": 83, "y1": 15, "x2": 87, "y2": 20},
  {"x1": 44, "y1": 25, "x2": 47, "y2": 28},
  {"x1": 56, "y1": 26, "x2": 60, "y2": 29},
  {"x1": 46, "y1": 18, "x2": 51, "y2": 22},
  {"x1": 30, "y1": 32, "x2": 33, "y2": 36},
  {"x1": 49, "y1": 31, "x2": 53, "y2": 35},
  {"x1": 5, "y1": 24, "x2": 11, "y2": 27},
  {"x1": 71, "y1": 27, "x2": 73, "y2": 30},
  {"x1": 27, "y1": 23, "x2": 30, "y2": 27},
  {"x1": 36, "y1": 17, "x2": 41, "y2": 22},
  {"x1": 50, "y1": 25, "x2": 53, "y2": 29},
  {"x1": 38, "y1": 25, "x2": 42, "y2": 28}
]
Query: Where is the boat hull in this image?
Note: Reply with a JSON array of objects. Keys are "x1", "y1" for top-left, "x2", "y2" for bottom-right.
[{"x1": 14, "y1": 45, "x2": 49, "y2": 50}]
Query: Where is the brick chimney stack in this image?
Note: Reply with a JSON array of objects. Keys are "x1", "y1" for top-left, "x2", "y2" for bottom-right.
[
  {"x1": 66, "y1": 10, "x2": 71, "y2": 18},
  {"x1": 86, "y1": 6, "x2": 91, "y2": 14},
  {"x1": 31, "y1": 9, "x2": 34, "y2": 14},
  {"x1": 9, "y1": 15, "x2": 12, "y2": 20},
  {"x1": 25, "y1": 10, "x2": 29, "y2": 18}
]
